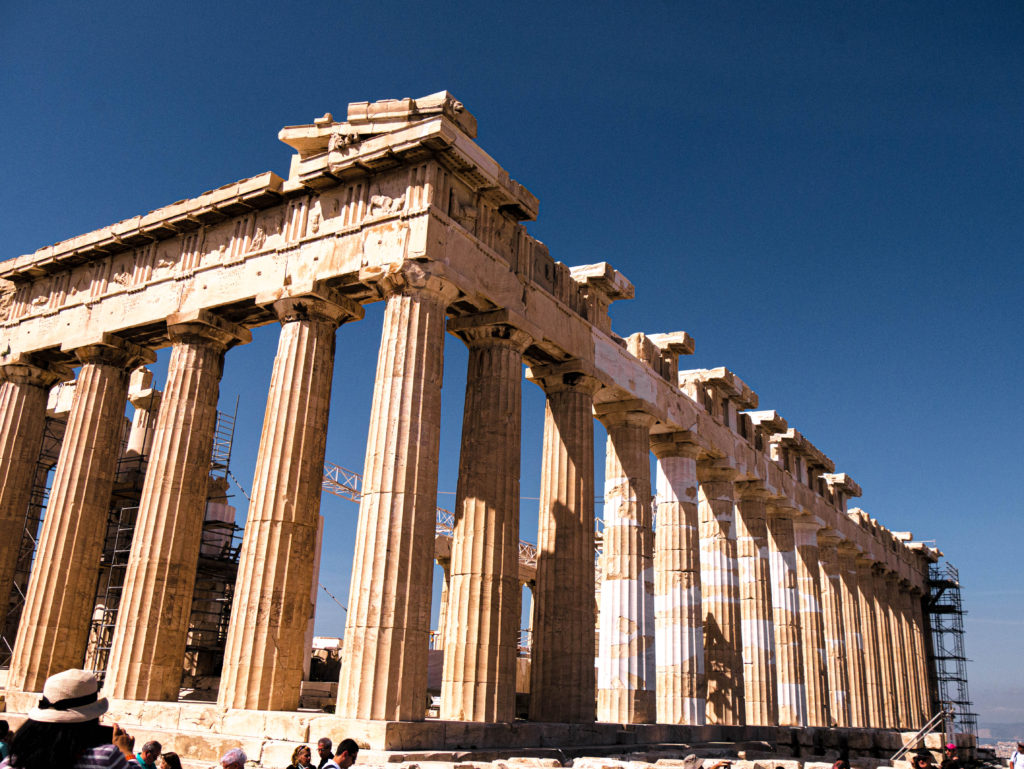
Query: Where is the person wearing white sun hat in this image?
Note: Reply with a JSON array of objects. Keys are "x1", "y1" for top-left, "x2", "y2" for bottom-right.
[{"x1": 0, "y1": 669, "x2": 139, "y2": 769}]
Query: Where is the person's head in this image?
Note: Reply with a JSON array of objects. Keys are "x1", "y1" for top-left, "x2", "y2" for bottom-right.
[
  {"x1": 334, "y1": 738, "x2": 359, "y2": 769},
  {"x1": 913, "y1": 753, "x2": 933, "y2": 769},
  {"x1": 292, "y1": 744, "x2": 312, "y2": 766},
  {"x1": 317, "y1": 738, "x2": 333, "y2": 760},
  {"x1": 6, "y1": 668, "x2": 111, "y2": 768},
  {"x1": 158, "y1": 752, "x2": 183, "y2": 769},
  {"x1": 833, "y1": 759, "x2": 850, "y2": 769},
  {"x1": 140, "y1": 740, "x2": 162, "y2": 763},
  {"x1": 945, "y1": 744, "x2": 957, "y2": 755},
  {"x1": 220, "y1": 747, "x2": 247, "y2": 769}
]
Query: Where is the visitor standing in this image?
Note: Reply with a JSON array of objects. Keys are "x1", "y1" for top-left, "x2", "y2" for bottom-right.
[
  {"x1": 135, "y1": 740, "x2": 161, "y2": 769},
  {"x1": 316, "y1": 738, "x2": 333, "y2": 769},
  {"x1": 320, "y1": 738, "x2": 359, "y2": 769}
]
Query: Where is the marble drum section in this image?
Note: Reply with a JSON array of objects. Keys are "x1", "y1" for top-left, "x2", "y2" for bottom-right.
[{"x1": 0, "y1": 93, "x2": 940, "y2": 753}]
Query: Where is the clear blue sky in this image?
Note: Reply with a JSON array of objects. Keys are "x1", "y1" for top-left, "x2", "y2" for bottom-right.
[{"x1": 3, "y1": 1, "x2": 1021, "y2": 730}]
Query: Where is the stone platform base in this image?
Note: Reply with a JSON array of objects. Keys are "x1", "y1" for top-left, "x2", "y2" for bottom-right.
[{"x1": 0, "y1": 691, "x2": 973, "y2": 768}]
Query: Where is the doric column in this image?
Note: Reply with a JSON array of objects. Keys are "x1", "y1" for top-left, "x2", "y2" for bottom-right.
[
  {"x1": 125, "y1": 375, "x2": 161, "y2": 458},
  {"x1": 435, "y1": 557, "x2": 451, "y2": 650},
  {"x1": 817, "y1": 534, "x2": 851, "y2": 726},
  {"x1": 595, "y1": 403, "x2": 656, "y2": 724},
  {"x1": 697, "y1": 459, "x2": 744, "y2": 725},
  {"x1": 854, "y1": 555, "x2": 885, "y2": 727},
  {"x1": 0, "y1": 356, "x2": 69, "y2": 617},
  {"x1": 837, "y1": 544, "x2": 870, "y2": 727},
  {"x1": 105, "y1": 311, "x2": 249, "y2": 701},
  {"x1": 650, "y1": 434, "x2": 705, "y2": 725},
  {"x1": 886, "y1": 572, "x2": 914, "y2": 728},
  {"x1": 896, "y1": 581, "x2": 924, "y2": 728},
  {"x1": 528, "y1": 362, "x2": 600, "y2": 724},
  {"x1": 218, "y1": 288, "x2": 362, "y2": 711},
  {"x1": 767, "y1": 504, "x2": 807, "y2": 726},
  {"x1": 8, "y1": 335, "x2": 153, "y2": 692},
  {"x1": 793, "y1": 518, "x2": 830, "y2": 726},
  {"x1": 908, "y1": 588, "x2": 933, "y2": 722},
  {"x1": 734, "y1": 482, "x2": 777, "y2": 726},
  {"x1": 440, "y1": 313, "x2": 534, "y2": 723},
  {"x1": 871, "y1": 565, "x2": 900, "y2": 727},
  {"x1": 337, "y1": 264, "x2": 458, "y2": 721}
]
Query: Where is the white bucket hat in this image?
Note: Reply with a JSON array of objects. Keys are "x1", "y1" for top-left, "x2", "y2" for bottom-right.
[{"x1": 27, "y1": 668, "x2": 109, "y2": 723}]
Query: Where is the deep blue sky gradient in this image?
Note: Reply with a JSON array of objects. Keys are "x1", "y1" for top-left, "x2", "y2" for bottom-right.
[{"x1": 2, "y1": 1, "x2": 1021, "y2": 729}]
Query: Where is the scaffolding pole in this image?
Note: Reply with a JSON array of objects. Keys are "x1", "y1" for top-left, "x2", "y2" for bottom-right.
[{"x1": 926, "y1": 561, "x2": 977, "y2": 740}]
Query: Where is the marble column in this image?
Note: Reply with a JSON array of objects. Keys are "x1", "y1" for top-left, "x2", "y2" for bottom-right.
[
  {"x1": 909, "y1": 589, "x2": 933, "y2": 721},
  {"x1": 435, "y1": 558, "x2": 451, "y2": 651},
  {"x1": 8, "y1": 335, "x2": 153, "y2": 692},
  {"x1": 125, "y1": 384, "x2": 161, "y2": 458},
  {"x1": 440, "y1": 316, "x2": 532, "y2": 723},
  {"x1": 337, "y1": 265, "x2": 458, "y2": 721},
  {"x1": 871, "y1": 565, "x2": 900, "y2": 727},
  {"x1": 793, "y1": 518, "x2": 830, "y2": 726},
  {"x1": 218, "y1": 289, "x2": 362, "y2": 711},
  {"x1": 896, "y1": 581, "x2": 924, "y2": 728},
  {"x1": 105, "y1": 311, "x2": 249, "y2": 701},
  {"x1": 697, "y1": 459, "x2": 744, "y2": 725},
  {"x1": 650, "y1": 435, "x2": 705, "y2": 725},
  {"x1": 886, "y1": 572, "x2": 914, "y2": 728},
  {"x1": 595, "y1": 404, "x2": 656, "y2": 724},
  {"x1": 817, "y1": 535, "x2": 851, "y2": 726},
  {"x1": 837, "y1": 544, "x2": 870, "y2": 727},
  {"x1": 528, "y1": 363, "x2": 600, "y2": 724},
  {"x1": 767, "y1": 505, "x2": 807, "y2": 726},
  {"x1": 0, "y1": 357, "x2": 69, "y2": 618},
  {"x1": 855, "y1": 556, "x2": 885, "y2": 727},
  {"x1": 735, "y1": 482, "x2": 777, "y2": 726}
]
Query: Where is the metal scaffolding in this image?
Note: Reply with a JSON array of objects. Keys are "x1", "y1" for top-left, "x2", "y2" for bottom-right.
[{"x1": 926, "y1": 561, "x2": 977, "y2": 739}]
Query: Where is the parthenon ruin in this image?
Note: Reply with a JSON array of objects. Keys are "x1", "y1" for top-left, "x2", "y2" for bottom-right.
[{"x1": 0, "y1": 92, "x2": 950, "y2": 764}]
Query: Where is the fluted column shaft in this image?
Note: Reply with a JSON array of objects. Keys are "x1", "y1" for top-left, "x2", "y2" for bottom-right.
[
  {"x1": 887, "y1": 573, "x2": 914, "y2": 727},
  {"x1": 106, "y1": 311, "x2": 248, "y2": 701},
  {"x1": 896, "y1": 582, "x2": 923, "y2": 728},
  {"x1": 909, "y1": 590, "x2": 933, "y2": 721},
  {"x1": 218, "y1": 291, "x2": 361, "y2": 711},
  {"x1": 818, "y1": 538, "x2": 851, "y2": 726},
  {"x1": 837, "y1": 546, "x2": 869, "y2": 727},
  {"x1": 793, "y1": 519, "x2": 830, "y2": 726},
  {"x1": 855, "y1": 557, "x2": 885, "y2": 726},
  {"x1": 651, "y1": 437, "x2": 705, "y2": 725},
  {"x1": 337, "y1": 267, "x2": 457, "y2": 721},
  {"x1": 767, "y1": 507, "x2": 808, "y2": 726},
  {"x1": 871, "y1": 566, "x2": 900, "y2": 727},
  {"x1": 9, "y1": 337, "x2": 153, "y2": 692},
  {"x1": 436, "y1": 559, "x2": 451, "y2": 651},
  {"x1": 440, "y1": 322, "x2": 531, "y2": 723},
  {"x1": 596, "y1": 407, "x2": 656, "y2": 724},
  {"x1": 528, "y1": 366, "x2": 599, "y2": 723},
  {"x1": 0, "y1": 360, "x2": 68, "y2": 618},
  {"x1": 735, "y1": 484, "x2": 777, "y2": 726},
  {"x1": 697, "y1": 461, "x2": 744, "y2": 725}
]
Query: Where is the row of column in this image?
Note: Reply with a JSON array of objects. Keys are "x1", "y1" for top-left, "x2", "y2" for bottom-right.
[{"x1": 0, "y1": 265, "x2": 931, "y2": 728}]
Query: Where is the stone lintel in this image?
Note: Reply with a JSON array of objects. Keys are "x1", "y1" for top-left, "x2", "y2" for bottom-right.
[
  {"x1": 823, "y1": 472, "x2": 863, "y2": 498},
  {"x1": 447, "y1": 307, "x2": 543, "y2": 345},
  {"x1": 358, "y1": 259, "x2": 461, "y2": 305},
  {"x1": 771, "y1": 428, "x2": 835, "y2": 473},
  {"x1": 167, "y1": 309, "x2": 252, "y2": 349},
  {"x1": 678, "y1": 366, "x2": 759, "y2": 410},
  {"x1": 569, "y1": 262, "x2": 634, "y2": 302}
]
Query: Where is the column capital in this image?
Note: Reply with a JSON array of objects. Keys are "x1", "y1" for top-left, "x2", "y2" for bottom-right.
[
  {"x1": 260, "y1": 283, "x2": 364, "y2": 326},
  {"x1": 0, "y1": 353, "x2": 72, "y2": 388},
  {"x1": 63, "y1": 332, "x2": 157, "y2": 369},
  {"x1": 167, "y1": 309, "x2": 252, "y2": 350},
  {"x1": 594, "y1": 399, "x2": 657, "y2": 430},
  {"x1": 817, "y1": 530, "x2": 843, "y2": 547},
  {"x1": 362, "y1": 259, "x2": 460, "y2": 305},
  {"x1": 766, "y1": 499, "x2": 799, "y2": 520},
  {"x1": 526, "y1": 359, "x2": 602, "y2": 396},
  {"x1": 448, "y1": 309, "x2": 540, "y2": 353},
  {"x1": 650, "y1": 430, "x2": 701, "y2": 460},
  {"x1": 128, "y1": 387, "x2": 162, "y2": 411},
  {"x1": 696, "y1": 457, "x2": 740, "y2": 483},
  {"x1": 734, "y1": 479, "x2": 771, "y2": 500}
]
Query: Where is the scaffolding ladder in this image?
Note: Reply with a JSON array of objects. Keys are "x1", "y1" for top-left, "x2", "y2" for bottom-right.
[{"x1": 927, "y1": 561, "x2": 977, "y2": 740}]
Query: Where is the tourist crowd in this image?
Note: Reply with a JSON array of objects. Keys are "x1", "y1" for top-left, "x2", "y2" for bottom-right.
[{"x1": 0, "y1": 669, "x2": 360, "y2": 769}]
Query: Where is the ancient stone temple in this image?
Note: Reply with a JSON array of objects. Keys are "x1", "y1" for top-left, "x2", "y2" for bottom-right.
[{"x1": 0, "y1": 93, "x2": 946, "y2": 765}]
